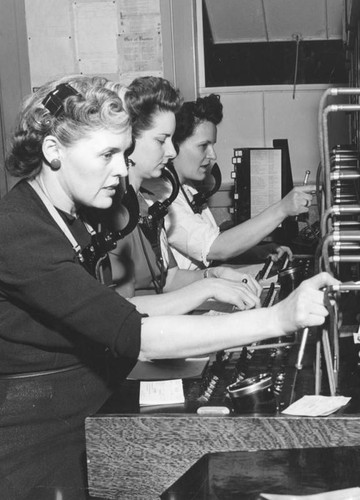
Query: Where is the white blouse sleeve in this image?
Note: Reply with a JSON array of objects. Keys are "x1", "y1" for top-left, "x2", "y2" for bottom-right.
[{"x1": 165, "y1": 186, "x2": 220, "y2": 269}]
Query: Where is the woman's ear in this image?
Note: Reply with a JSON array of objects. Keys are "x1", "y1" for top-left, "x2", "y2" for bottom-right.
[{"x1": 42, "y1": 135, "x2": 61, "y2": 166}]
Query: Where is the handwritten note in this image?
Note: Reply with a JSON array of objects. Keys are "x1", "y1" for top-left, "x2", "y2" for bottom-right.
[
  {"x1": 139, "y1": 379, "x2": 185, "y2": 406},
  {"x1": 282, "y1": 395, "x2": 351, "y2": 416}
]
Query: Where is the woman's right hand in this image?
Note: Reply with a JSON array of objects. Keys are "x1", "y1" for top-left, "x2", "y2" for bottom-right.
[
  {"x1": 270, "y1": 272, "x2": 340, "y2": 335},
  {"x1": 209, "y1": 266, "x2": 262, "y2": 298},
  {"x1": 280, "y1": 185, "x2": 315, "y2": 217},
  {"x1": 206, "y1": 277, "x2": 261, "y2": 310}
]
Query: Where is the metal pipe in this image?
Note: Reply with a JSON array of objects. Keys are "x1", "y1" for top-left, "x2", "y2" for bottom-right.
[
  {"x1": 318, "y1": 88, "x2": 360, "y2": 187},
  {"x1": 320, "y1": 205, "x2": 360, "y2": 236},
  {"x1": 322, "y1": 104, "x2": 360, "y2": 210}
]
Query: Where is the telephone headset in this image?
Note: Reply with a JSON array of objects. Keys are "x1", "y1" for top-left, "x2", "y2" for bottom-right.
[
  {"x1": 181, "y1": 162, "x2": 222, "y2": 214},
  {"x1": 144, "y1": 161, "x2": 180, "y2": 222},
  {"x1": 81, "y1": 185, "x2": 139, "y2": 278},
  {"x1": 138, "y1": 161, "x2": 180, "y2": 293},
  {"x1": 42, "y1": 82, "x2": 80, "y2": 117},
  {"x1": 138, "y1": 161, "x2": 180, "y2": 240},
  {"x1": 40, "y1": 83, "x2": 140, "y2": 280}
]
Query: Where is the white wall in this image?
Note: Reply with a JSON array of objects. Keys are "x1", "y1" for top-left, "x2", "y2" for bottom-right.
[
  {"x1": 200, "y1": 85, "x2": 349, "y2": 187},
  {"x1": 2, "y1": 0, "x2": 349, "y2": 198}
]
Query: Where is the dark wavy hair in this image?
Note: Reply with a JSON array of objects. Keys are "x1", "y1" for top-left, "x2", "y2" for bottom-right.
[
  {"x1": 173, "y1": 94, "x2": 223, "y2": 148},
  {"x1": 6, "y1": 75, "x2": 130, "y2": 178},
  {"x1": 124, "y1": 76, "x2": 182, "y2": 139}
]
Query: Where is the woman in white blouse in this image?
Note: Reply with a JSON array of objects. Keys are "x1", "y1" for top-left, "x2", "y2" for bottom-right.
[{"x1": 149, "y1": 94, "x2": 315, "y2": 271}]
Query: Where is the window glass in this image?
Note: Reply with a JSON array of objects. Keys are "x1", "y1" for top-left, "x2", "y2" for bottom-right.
[{"x1": 203, "y1": 3, "x2": 348, "y2": 87}]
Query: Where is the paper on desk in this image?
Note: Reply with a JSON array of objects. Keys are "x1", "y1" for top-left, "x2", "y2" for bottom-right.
[
  {"x1": 139, "y1": 379, "x2": 185, "y2": 406},
  {"x1": 282, "y1": 395, "x2": 351, "y2": 416},
  {"x1": 127, "y1": 357, "x2": 209, "y2": 381},
  {"x1": 260, "y1": 487, "x2": 360, "y2": 500}
]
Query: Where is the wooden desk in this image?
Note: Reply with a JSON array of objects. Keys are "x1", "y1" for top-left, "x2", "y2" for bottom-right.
[
  {"x1": 86, "y1": 412, "x2": 360, "y2": 499},
  {"x1": 85, "y1": 336, "x2": 360, "y2": 500},
  {"x1": 161, "y1": 447, "x2": 360, "y2": 499}
]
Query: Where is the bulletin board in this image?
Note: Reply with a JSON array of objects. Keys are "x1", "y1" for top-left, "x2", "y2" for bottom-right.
[{"x1": 24, "y1": 0, "x2": 163, "y2": 89}]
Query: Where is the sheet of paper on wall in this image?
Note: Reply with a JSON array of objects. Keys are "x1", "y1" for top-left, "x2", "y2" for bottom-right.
[
  {"x1": 118, "y1": 0, "x2": 163, "y2": 77},
  {"x1": 282, "y1": 395, "x2": 351, "y2": 416},
  {"x1": 139, "y1": 379, "x2": 185, "y2": 406},
  {"x1": 73, "y1": 1, "x2": 118, "y2": 75},
  {"x1": 119, "y1": 0, "x2": 160, "y2": 16},
  {"x1": 25, "y1": 0, "x2": 77, "y2": 86}
]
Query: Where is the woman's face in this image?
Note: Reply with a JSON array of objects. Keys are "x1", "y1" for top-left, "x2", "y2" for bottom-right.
[
  {"x1": 129, "y1": 110, "x2": 177, "y2": 183},
  {"x1": 56, "y1": 128, "x2": 132, "y2": 211},
  {"x1": 173, "y1": 120, "x2": 217, "y2": 184}
]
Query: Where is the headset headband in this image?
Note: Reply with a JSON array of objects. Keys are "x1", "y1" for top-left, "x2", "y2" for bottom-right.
[{"x1": 42, "y1": 83, "x2": 80, "y2": 117}]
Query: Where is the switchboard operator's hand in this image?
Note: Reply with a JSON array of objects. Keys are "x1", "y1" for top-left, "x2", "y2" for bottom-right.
[
  {"x1": 270, "y1": 272, "x2": 340, "y2": 336},
  {"x1": 270, "y1": 245, "x2": 293, "y2": 262},
  {"x1": 208, "y1": 266, "x2": 262, "y2": 298},
  {"x1": 206, "y1": 278, "x2": 261, "y2": 311},
  {"x1": 280, "y1": 184, "x2": 315, "y2": 217}
]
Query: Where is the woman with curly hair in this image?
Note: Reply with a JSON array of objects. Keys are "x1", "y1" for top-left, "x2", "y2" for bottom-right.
[{"x1": 0, "y1": 75, "x2": 335, "y2": 499}]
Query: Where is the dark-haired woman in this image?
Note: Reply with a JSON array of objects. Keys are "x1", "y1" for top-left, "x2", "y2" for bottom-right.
[
  {"x1": 148, "y1": 94, "x2": 316, "y2": 271},
  {"x1": 110, "y1": 77, "x2": 263, "y2": 312}
]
